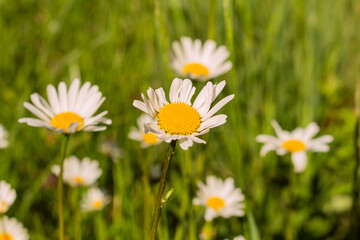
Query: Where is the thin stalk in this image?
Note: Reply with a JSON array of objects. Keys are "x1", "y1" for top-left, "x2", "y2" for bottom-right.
[
  {"x1": 150, "y1": 140, "x2": 177, "y2": 240},
  {"x1": 74, "y1": 188, "x2": 82, "y2": 240},
  {"x1": 207, "y1": 0, "x2": 216, "y2": 40},
  {"x1": 95, "y1": 213, "x2": 106, "y2": 240},
  {"x1": 58, "y1": 135, "x2": 70, "y2": 240}
]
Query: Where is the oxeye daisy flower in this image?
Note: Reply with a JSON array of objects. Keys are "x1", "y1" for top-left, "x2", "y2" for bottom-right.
[
  {"x1": 128, "y1": 114, "x2": 162, "y2": 148},
  {"x1": 193, "y1": 176, "x2": 245, "y2": 221},
  {"x1": 133, "y1": 78, "x2": 234, "y2": 150},
  {"x1": 170, "y1": 36, "x2": 232, "y2": 81},
  {"x1": 51, "y1": 156, "x2": 102, "y2": 187},
  {"x1": 19, "y1": 78, "x2": 111, "y2": 134},
  {"x1": 0, "y1": 181, "x2": 16, "y2": 214},
  {"x1": 0, "y1": 216, "x2": 29, "y2": 240},
  {"x1": 256, "y1": 121, "x2": 334, "y2": 173},
  {"x1": 0, "y1": 124, "x2": 9, "y2": 149},
  {"x1": 81, "y1": 188, "x2": 110, "y2": 212}
]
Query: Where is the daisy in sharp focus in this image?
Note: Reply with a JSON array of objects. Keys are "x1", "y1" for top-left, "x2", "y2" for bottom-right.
[
  {"x1": 0, "y1": 124, "x2": 9, "y2": 149},
  {"x1": 170, "y1": 36, "x2": 232, "y2": 81},
  {"x1": 0, "y1": 216, "x2": 29, "y2": 240},
  {"x1": 19, "y1": 78, "x2": 111, "y2": 134},
  {"x1": 81, "y1": 188, "x2": 110, "y2": 212},
  {"x1": 128, "y1": 114, "x2": 162, "y2": 148},
  {"x1": 0, "y1": 181, "x2": 16, "y2": 214},
  {"x1": 51, "y1": 156, "x2": 102, "y2": 187},
  {"x1": 133, "y1": 78, "x2": 234, "y2": 150},
  {"x1": 193, "y1": 176, "x2": 245, "y2": 221},
  {"x1": 256, "y1": 120, "x2": 334, "y2": 173}
]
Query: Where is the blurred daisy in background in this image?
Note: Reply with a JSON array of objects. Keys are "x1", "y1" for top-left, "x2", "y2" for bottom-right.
[
  {"x1": 0, "y1": 181, "x2": 16, "y2": 214},
  {"x1": 193, "y1": 176, "x2": 245, "y2": 221},
  {"x1": 0, "y1": 124, "x2": 9, "y2": 149},
  {"x1": 128, "y1": 114, "x2": 162, "y2": 148},
  {"x1": 52, "y1": 156, "x2": 102, "y2": 187},
  {"x1": 0, "y1": 216, "x2": 29, "y2": 240},
  {"x1": 81, "y1": 188, "x2": 110, "y2": 212},
  {"x1": 133, "y1": 78, "x2": 234, "y2": 150},
  {"x1": 256, "y1": 120, "x2": 334, "y2": 173},
  {"x1": 224, "y1": 236, "x2": 245, "y2": 240},
  {"x1": 170, "y1": 36, "x2": 232, "y2": 81},
  {"x1": 19, "y1": 78, "x2": 111, "y2": 134}
]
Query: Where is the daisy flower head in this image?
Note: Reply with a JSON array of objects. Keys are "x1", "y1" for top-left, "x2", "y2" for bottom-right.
[
  {"x1": 81, "y1": 187, "x2": 110, "y2": 212},
  {"x1": 0, "y1": 124, "x2": 9, "y2": 149},
  {"x1": 193, "y1": 176, "x2": 245, "y2": 221},
  {"x1": 170, "y1": 36, "x2": 232, "y2": 81},
  {"x1": 0, "y1": 216, "x2": 29, "y2": 240},
  {"x1": 51, "y1": 155, "x2": 102, "y2": 187},
  {"x1": 0, "y1": 181, "x2": 16, "y2": 214},
  {"x1": 256, "y1": 120, "x2": 334, "y2": 173},
  {"x1": 133, "y1": 78, "x2": 234, "y2": 150},
  {"x1": 19, "y1": 78, "x2": 111, "y2": 134},
  {"x1": 128, "y1": 114, "x2": 162, "y2": 148}
]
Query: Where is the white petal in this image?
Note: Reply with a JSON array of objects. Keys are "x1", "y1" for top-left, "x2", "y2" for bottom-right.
[
  {"x1": 47, "y1": 84, "x2": 61, "y2": 114},
  {"x1": 201, "y1": 94, "x2": 234, "y2": 121},
  {"x1": 291, "y1": 151, "x2": 308, "y2": 173}
]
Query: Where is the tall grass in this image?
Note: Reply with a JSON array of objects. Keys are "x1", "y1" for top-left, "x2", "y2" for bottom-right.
[{"x1": 0, "y1": 0, "x2": 359, "y2": 239}]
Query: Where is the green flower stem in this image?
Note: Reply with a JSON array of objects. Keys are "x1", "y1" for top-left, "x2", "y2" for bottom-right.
[
  {"x1": 95, "y1": 212, "x2": 106, "y2": 240},
  {"x1": 74, "y1": 188, "x2": 82, "y2": 240},
  {"x1": 207, "y1": 0, "x2": 216, "y2": 40},
  {"x1": 58, "y1": 135, "x2": 70, "y2": 240},
  {"x1": 150, "y1": 140, "x2": 177, "y2": 240},
  {"x1": 351, "y1": 118, "x2": 360, "y2": 238}
]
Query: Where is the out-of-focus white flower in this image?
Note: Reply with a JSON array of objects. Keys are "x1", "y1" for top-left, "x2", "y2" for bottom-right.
[
  {"x1": 0, "y1": 124, "x2": 9, "y2": 149},
  {"x1": 133, "y1": 78, "x2": 234, "y2": 150},
  {"x1": 52, "y1": 156, "x2": 102, "y2": 187},
  {"x1": 193, "y1": 176, "x2": 245, "y2": 221},
  {"x1": 19, "y1": 78, "x2": 111, "y2": 134},
  {"x1": 170, "y1": 36, "x2": 232, "y2": 81},
  {"x1": 0, "y1": 216, "x2": 29, "y2": 240},
  {"x1": 256, "y1": 121, "x2": 334, "y2": 173},
  {"x1": 0, "y1": 181, "x2": 16, "y2": 214},
  {"x1": 81, "y1": 188, "x2": 110, "y2": 212},
  {"x1": 128, "y1": 114, "x2": 162, "y2": 148}
]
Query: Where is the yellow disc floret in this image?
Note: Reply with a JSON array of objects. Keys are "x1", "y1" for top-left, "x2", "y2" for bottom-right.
[
  {"x1": 0, "y1": 233, "x2": 13, "y2": 240},
  {"x1": 207, "y1": 197, "x2": 225, "y2": 211},
  {"x1": 157, "y1": 103, "x2": 201, "y2": 135},
  {"x1": 92, "y1": 200, "x2": 103, "y2": 210},
  {"x1": 51, "y1": 112, "x2": 84, "y2": 132},
  {"x1": 142, "y1": 132, "x2": 158, "y2": 145},
  {"x1": 0, "y1": 200, "x2": 8, "y2": 213},
  {"x1": 282, "y1": 139, "x2": 306, "y2": 153},
  {"x1": 73, "y1": 176, "x2": 84, "y2": 185},
  {"x1": 183, "y1": 63, "x2": 209, "y2": 78}
]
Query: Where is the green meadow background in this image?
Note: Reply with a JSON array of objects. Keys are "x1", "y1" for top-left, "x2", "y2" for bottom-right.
[{"x1": 0, "y1": 0, "x2": 359, "y2": 239}]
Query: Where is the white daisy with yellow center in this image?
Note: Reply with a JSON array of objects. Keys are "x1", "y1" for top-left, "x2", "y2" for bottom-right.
[
  {"x1": 193, "y1": 176, "x2": 245, "y2": 221},
  {"x1": 170, "y1": 37, "x2": 232, "y2": 81},
  {"x1": 51, "y1": 156, "x2": 102, "y2": 187},
  {"x1": 18, "y1": 78, "x2": 111, "y2": 134},
  {"x1": 0, "y1": 216, "x2": 29, "y2": 240},
  {"x1": 133, "y1": 78, "x2": 234, "y2": 150},
  {"x1": 128, "y1": 114, "x2": 162, "y2": 148},
  {"x1": 0, "y1": 125, "x2": 9, "y2": 149},
  {"x1": 81, "y1": 188, "x2": 110, "y2": 212},
  {"x1": 0, "y1": 181, "x2": 16, "y2": 214},
  {"x1": 256, "y1": 120, "x2": 334, "y2": 173}
]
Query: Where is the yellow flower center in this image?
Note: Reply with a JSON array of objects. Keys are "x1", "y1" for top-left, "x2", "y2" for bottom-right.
[
  {"x1": 157, "y1": 103, "x2": 201, "y2": 135},
  {"x1": 50, "y1": 112, "x2": 84, "y2": 132},
  {"x1": 282, "y1": 139, "x2": 306, "y2": 153},
  {"x1": 0, "y1": 201, "x2": 8, "y2": 213},
  {"x1": 0, "y1": 233, "x2": 13, "y2": 240},
  {"x1": 183, "y1": 63, "x2": 209, "y2": 78},
  {"x1": 207, "y1": 197, "x2": 225, "y2": 211},
  {"x1": 92, "y1": 200, "x2": 103, "y2": 209},
  {"x1": 73, "y1": 176, "x2": 84, "y2": 184},
  {"x1": 142, "y1": 132, "x2": 158, "y2": 145}
]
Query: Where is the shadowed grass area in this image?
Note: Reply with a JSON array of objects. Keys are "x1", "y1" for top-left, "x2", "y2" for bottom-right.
[{"x1": 0, "y1": 0, "x2": 359, "y2": 239}]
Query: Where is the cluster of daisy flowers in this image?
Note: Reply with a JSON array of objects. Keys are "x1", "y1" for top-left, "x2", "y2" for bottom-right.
[
  {"x1": 51, "y1": 155, "x2": 111, "y2": 211},
  {"x1": 0, "y1": 181, "x2": 29, "y2": 240}
]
